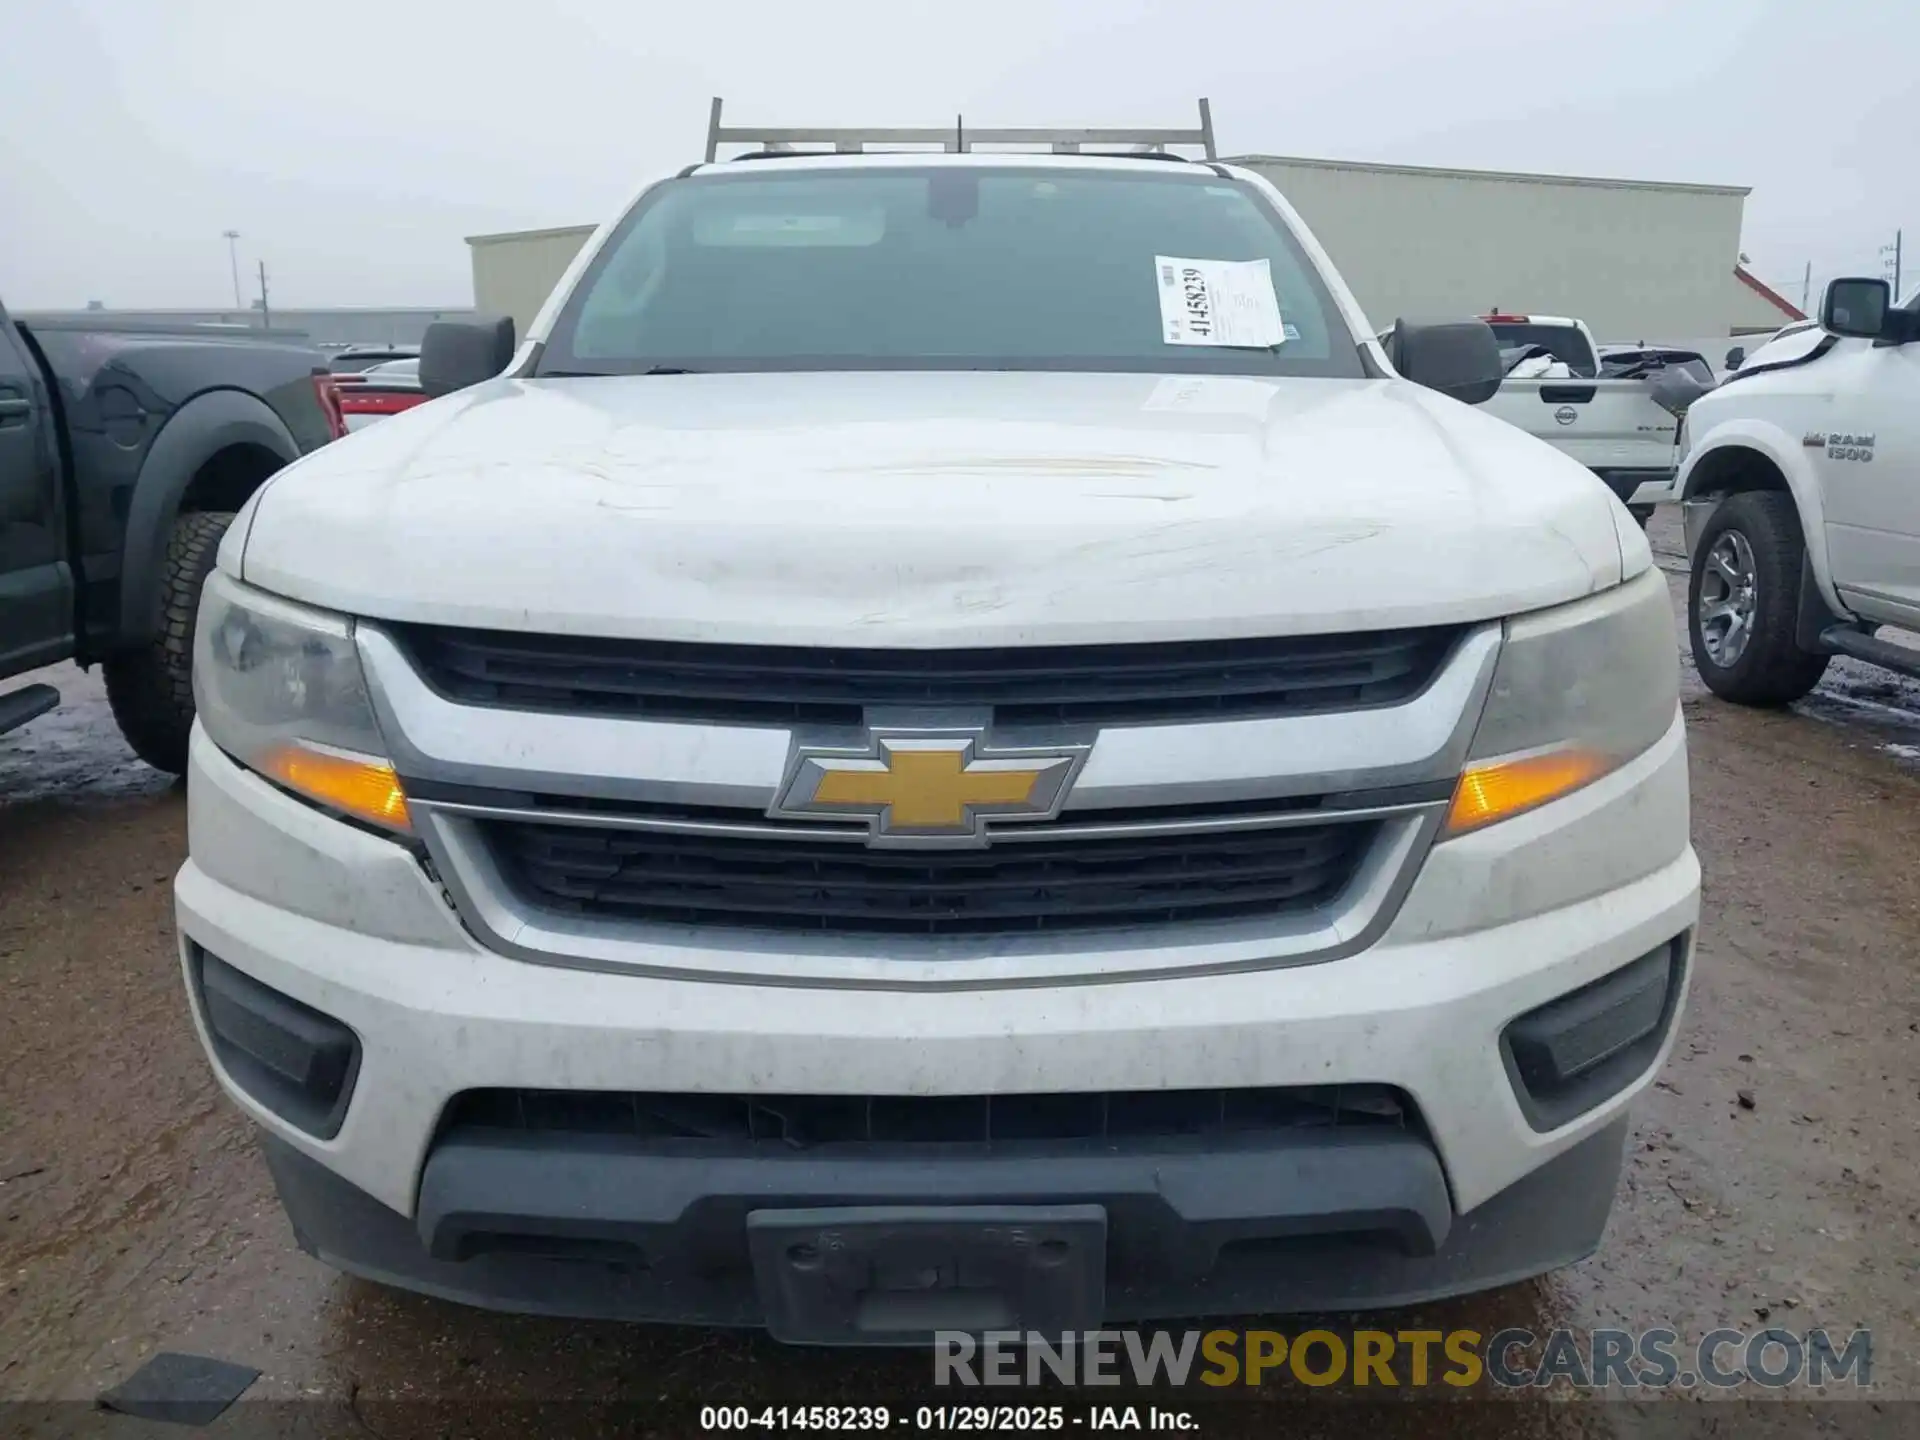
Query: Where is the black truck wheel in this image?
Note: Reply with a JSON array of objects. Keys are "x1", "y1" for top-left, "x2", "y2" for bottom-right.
[
  {"x1": 105, "y1": 511, "x2": 234, "y2": 774},
  {"x1": 1686, "y1": 491, "x2": 1830, "y2": 706}
]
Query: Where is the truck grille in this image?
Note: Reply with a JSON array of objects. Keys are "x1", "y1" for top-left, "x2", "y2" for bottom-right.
[
  {"x1": 395, "y1": 626, "x2": 1459, "y2": 728},
  {"x1": 441, "y1": 1083, "x2": 1414, "y2": 1149},
  {"x1": 483, "y1": 814, "x2": 1376, "y2": 936}
]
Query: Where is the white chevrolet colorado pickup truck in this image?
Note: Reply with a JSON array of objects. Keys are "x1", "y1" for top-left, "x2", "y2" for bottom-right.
[
  {"x1": 174, "y1": 113, "x2": 1697, "y2": 1343},
  {"x1": 1678, "y1": 277, "x2": 1920, "y2": 700}
]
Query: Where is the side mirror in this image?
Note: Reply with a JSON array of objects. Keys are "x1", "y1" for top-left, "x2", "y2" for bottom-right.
[
  {"x1": 1820, "y1": 278, "x2": 1891, "y2": 339},
  {"x1": 1723, "y1": 346, "x2": 1745, "y2": 370},
  {"x1": 420, "y1": 314, "x2": 516, "y2": 398},
  {"x1": 1386, "y1": 319, "x2": 1503, "y2": 405},
  {"x1": 1649, "y1": 365, "x2": 1711, "y2": 419}
]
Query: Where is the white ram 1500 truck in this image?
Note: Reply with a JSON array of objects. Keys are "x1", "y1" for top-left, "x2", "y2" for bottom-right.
[
  {"x1": 1677, "y1": 277, "x2": 1920, "y2": 701},
  {"x1": 174, "y1": 109, "x2": 1698, "y2": 1343}
]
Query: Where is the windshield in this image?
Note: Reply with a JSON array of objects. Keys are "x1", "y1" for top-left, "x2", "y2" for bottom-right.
[
  {"x1": 1598, "y1": 348, "x2": 1712, "y2": 385},
  {"x1": 329, "y1": 350, "x2": 413, "y2": 373},
  {"x1": 1742, "y1": 322, "x2": 1819, "y2": 366},
  {"x1": 535, "y1": 167, "x2": 1361, "y2": 378},
  {"x1": 1484, "y1": 323, "x2": 1597, "y2": 377}
]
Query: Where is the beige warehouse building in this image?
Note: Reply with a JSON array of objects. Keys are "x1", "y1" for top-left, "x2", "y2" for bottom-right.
[
  {"x1": 466, "y1": 224, "x2": 600, "y2": 342},
  {"x1": 467, "y1": 153, "x2": 1802, "y2": 345},
  {"x1": 1231, "y1": 155, "x2": 1799, "y2": 341}
]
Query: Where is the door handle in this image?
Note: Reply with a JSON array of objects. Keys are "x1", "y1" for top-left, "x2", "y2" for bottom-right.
[
  {"x1": 0, "y1": 396, "x2": 31, "y2": 426},
  {"x1": 1539, "y1": 385, "x2": 1597, "y2": 404}
]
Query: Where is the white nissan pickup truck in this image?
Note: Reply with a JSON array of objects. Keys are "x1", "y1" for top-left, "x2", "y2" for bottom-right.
[
  {"x1": 173, "y1": 108, "x2": 1697, "y2": 1344},
  {"x1": 1474, "y1": 314, "x2": 1710, "y2": 524}
]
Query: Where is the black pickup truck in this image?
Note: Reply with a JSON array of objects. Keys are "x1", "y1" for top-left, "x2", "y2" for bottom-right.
[{"x1": 1, "y1": 303, "x2": 344, "y2": 772}]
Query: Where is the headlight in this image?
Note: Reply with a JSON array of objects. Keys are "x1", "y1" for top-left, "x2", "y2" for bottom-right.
[
  {"x1": 193, "y1": 571, "x2": 411, "y2": 833},
  {"x1": 1444, "y1": 567, "x2": 1677, "y2": 836}
]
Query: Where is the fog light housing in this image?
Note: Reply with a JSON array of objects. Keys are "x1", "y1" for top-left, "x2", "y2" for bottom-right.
[
  {"x1": 193, "y1": 948, "x2": 361, "y2": 1139},
  {"x1": 1501, "y1": 936, "x2": 1688, "y2": 1131}
]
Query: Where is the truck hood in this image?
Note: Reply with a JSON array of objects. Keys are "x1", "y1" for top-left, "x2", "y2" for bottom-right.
[{"x1": 239, "y1": 370, "x2": 1627, "y2": 645}]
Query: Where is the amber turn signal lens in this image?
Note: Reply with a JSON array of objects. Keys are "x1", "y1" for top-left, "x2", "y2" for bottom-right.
[
  {"x1": 260, "y1": 744, "x2": 412, "y2": 833},
  {"x1": 1444, "y1": 748, "x2": 1610, "y2": 837}
]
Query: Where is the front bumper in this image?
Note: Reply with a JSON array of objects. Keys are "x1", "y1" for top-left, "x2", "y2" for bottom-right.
[
  {"x1": 258, "y1": 1115, "x2": 1631, "y2": 1332},
  {"x1": 177, "y1": 711, "x2": 1696, "y2": 1328}
]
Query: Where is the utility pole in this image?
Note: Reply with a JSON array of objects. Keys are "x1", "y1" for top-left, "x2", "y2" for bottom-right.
[
  {"x1": 1883, "y1": 230, "x2": 1903, "y2": 301},
  {"x1": 256, "y1": 259, "x2": 271, "y2": 330},
  {"x1": 1802, "y1": 261, "x2": 1811, "y2": 313},
  {"x1": 222, "y1": 230, "x2": 242, "y2": 310}
]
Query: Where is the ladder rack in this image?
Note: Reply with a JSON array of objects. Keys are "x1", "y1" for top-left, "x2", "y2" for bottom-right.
[{"x1": 702, "y1": 97, "x2": 1216, "y2": 162}]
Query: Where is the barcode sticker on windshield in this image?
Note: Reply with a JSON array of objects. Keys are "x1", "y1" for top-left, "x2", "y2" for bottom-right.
[{"x1": 1155, "y1": 257, "x2": 1286, "y2": 347}]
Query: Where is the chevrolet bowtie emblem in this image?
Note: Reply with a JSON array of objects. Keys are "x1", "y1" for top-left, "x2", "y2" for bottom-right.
[{"x1": 771, "y1": 730, "x2": 1091, "y2": 847}]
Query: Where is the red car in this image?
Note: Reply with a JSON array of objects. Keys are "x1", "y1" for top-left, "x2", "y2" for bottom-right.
[{"x1": 334, "y1": 357, "x2": 428, "y2": 431}]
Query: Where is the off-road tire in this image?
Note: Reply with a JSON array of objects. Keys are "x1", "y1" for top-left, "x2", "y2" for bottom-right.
[
  {"x1": 1687, "y1": 490, "x2": 1830, "y2": 706},
  {"x1": 105, "y1": 511, "x2": 235, "y2": 773}
]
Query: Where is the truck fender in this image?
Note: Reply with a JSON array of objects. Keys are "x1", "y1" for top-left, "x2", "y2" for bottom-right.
[
  {"x1": 117, "y1": 389, "x2": 298, "y2": 645},
  {"x1": 1676, "y1": 419, "x2": 1845, "y2": 617}
]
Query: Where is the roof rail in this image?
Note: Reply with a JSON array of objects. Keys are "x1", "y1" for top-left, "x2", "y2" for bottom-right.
[{"x1": 701, "y1": 97, "x2": 1216, "y2": 163}]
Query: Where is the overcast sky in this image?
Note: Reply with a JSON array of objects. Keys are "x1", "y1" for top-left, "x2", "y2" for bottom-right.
[{"x1": 3, "y1": 0, "x2": 1912, "y2": 312}]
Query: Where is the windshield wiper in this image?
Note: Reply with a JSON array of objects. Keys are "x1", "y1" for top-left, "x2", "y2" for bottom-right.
[{"x1": 541, "y1": 365, "x2": 705, "y2": 377}]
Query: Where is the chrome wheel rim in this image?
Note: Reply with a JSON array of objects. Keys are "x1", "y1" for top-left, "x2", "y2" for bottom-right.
[{"x1": 1698, "y1": 530, "x2": 1758, "y2": 667}]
